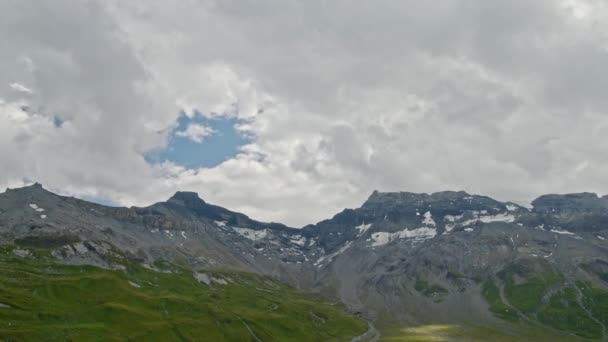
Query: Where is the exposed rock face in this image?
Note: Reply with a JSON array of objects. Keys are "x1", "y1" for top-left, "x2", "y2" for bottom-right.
[
  {"x1": 1, "y1": 184, "x2": 608, "y2": 329},
  {"x1": 530, "y1": 193, "x2": 608, "y2": 232}
]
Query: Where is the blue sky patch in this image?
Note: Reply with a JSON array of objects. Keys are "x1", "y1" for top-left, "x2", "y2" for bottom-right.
[
  {"x1": 53, "y1": 115, "x2": 65, "y2": 128},
  {"x1": 146, "y1": 113, "x2": 249, "y2": 169}
]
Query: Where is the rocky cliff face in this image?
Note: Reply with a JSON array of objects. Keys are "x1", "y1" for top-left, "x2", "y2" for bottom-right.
[{"x1": 2, "y1": 184, "x2": 608, "y2": 337}]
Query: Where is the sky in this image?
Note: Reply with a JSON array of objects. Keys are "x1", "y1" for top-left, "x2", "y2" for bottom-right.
[{"x1": 2, "y1": 0, "x2": 608, "y2": 227}]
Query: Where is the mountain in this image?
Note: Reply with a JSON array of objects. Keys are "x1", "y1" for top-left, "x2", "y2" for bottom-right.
[
  {"x1": 1, "y1": 184, "x2": 608, "y2": 340},
  {"x1": 303, "y1": 191, "x2": 608, "y2": 340},
  {"x1": 0, "y1": 184, "x2": 368, "y2": 341}
]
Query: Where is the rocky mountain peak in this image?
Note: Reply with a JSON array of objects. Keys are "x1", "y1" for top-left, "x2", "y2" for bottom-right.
[
  {"x1": 6, "y1": 182, "x2": 46, "y2": 194},
  {"x1": 529, "y1": 192, "x2": 608, "y2": 232},
  {"x1": 360, "y1": 190, "x2": 507, "y2": 218},
  {"x1": 167, "y1": 191, "x2": 206, "y2": 206},
  {"x1": 2, "y1": 183, "x2": 60, "y2": 207},
  {"x1": 532, "y1": 192, "x2": 608, "y2": 212}
]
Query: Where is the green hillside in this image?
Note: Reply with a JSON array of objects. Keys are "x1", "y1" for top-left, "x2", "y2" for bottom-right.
[{"x1": 0, "y1": 245, "x2": 367, "y2": 341}]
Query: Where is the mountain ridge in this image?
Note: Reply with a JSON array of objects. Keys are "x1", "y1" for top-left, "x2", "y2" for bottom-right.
[{"x1": 2, "y1": 183, "x2": 608, "y2": 340}]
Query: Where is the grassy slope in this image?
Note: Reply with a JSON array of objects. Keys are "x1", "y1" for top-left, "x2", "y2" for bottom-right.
[
  {"x1": 503, "y1": 272, "x2": 563, "y2": 314},
  {"x1": 4, "y1": 242, "x2": 607, "y2": 342},
  {"x1": 538, "y1": 287, "x2": 602, "y2": 339},
  {"x1": 579, "y1": 281, "x2": 608, "y2": 326},
  {"x1": 0, "y1": 246, "x2": 367, "y2": 341},
  {"x1": 481, "y1": 280, "x2": 518, "y2": 322},
  {"x1": 478, "y1": 270, "x2": 608, "y2": 340},
  {"x1": 377, "y1": 272, "x2": 607, "y2": 341},
  {"x1": 499, "y1": 270, "x2": 608, "y2": 340}
]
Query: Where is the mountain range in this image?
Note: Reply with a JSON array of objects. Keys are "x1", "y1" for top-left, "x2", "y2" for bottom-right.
[{"x1": 2, "y1": 183, "x2": 608, "y2": 341}]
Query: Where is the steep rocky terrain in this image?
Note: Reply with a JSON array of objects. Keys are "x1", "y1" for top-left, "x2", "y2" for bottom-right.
[
  {"x1": 2, "y1": 184, "x2": 608, "y2": 340},
  {"x1": 304, "y1": 191, "x2": 608, "y2": 339}
]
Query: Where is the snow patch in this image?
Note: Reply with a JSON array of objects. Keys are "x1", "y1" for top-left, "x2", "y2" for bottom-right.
[
  {"x1": 444, "y1": 214, "x2": 463, "y2": 222},
  {"x1": 444, "y1": 214, "x2": 463, "y2": 233},
  {"x1": 370, "y1": 227, "x2": 436, "y2": 247},
  {"x1": 398, "y1": 227, "x2": 436, "y2": 239},
  {"x1": 315, "y1": 241, "x2": 353, "y2": 266},
  {"x1": 370, "y1": 232, "x2": 392, "y2": 247},
  {"x1": 464, "y1": 228, "x2": 474, "y2": 232},
  {"x1": 214, "y1": 221, "x2": 227, "y2": 228},
  {"x1": 40, "y1": 215, "x2": 47, "y2": 219},
  {"x1": 233, "y1": 227, "x2": 267, "y2": 241},
  {"x1": 459, "y1": 218, "x2": 479, "y2": 227},
  {"x1": 598, "y1": 235, "x2": 606, "y2": 241},
  {"x1": 181, "y1": 231, "x2": 187, "y2": 239},
  {"x1": 478, "y1": 213, "x2": 515, "y2": 223},
  {"x1": 29, "y1": 203, "x2": 45, "y2": 212},
  {"x1": 454, "y1": 212, "x2": 515, "y2": 229},
  {"x1": 506, "y1": 204, "x2": 518, "y2": 211},
  {"x1": 355, "y1": 223, "x2": 372, "y2": 236},
  {"x1": 422, "y1": 211, "x2": 436, "y2": 226},
  {"x1": 289, "y1": 235, "x2": 307, "y2": 246},
  {"x1": 550, "y1": 229, "x2": 575, "y2": 235}
]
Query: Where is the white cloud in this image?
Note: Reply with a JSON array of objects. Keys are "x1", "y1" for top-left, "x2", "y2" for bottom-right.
[
  {"x1": 175, "y1": 123, "x2": 215, "y2": 143},
  {"x1": 2, "y1": 1, "x2": 608, "y2": 226},
  {"x1": 9, "y1": 83, "x2": 33, "y2": 94}
]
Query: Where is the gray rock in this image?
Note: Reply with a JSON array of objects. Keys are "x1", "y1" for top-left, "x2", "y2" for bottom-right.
[
  {"x1": 128, "y1": 281, "x2": 141, "y2": 288},
  {"x1": 193, "y1": 272, "x2": 211, "y2": 285},
  {"x1": 72, "y1": 242, "x2": 89, "y2": 254},
  {"x1": 13, "y1": 249, "x2": 31, "y2": 258}
]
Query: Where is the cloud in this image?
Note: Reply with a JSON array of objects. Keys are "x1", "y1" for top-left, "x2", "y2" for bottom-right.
[
  {"x1": 175, "y1": 123, "x2": 216, "y2": 143},
  {"x1": 2, "y1": 0, "x2": 608, "y2": 226},
  {"x1": 9, "y1": 83, "x2": 33, "y2": 94}
]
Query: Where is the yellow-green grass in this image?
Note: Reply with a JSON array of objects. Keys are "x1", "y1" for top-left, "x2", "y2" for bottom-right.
[{"x1": 378, "y1": 321, "x2": 584, "y2": 342}]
